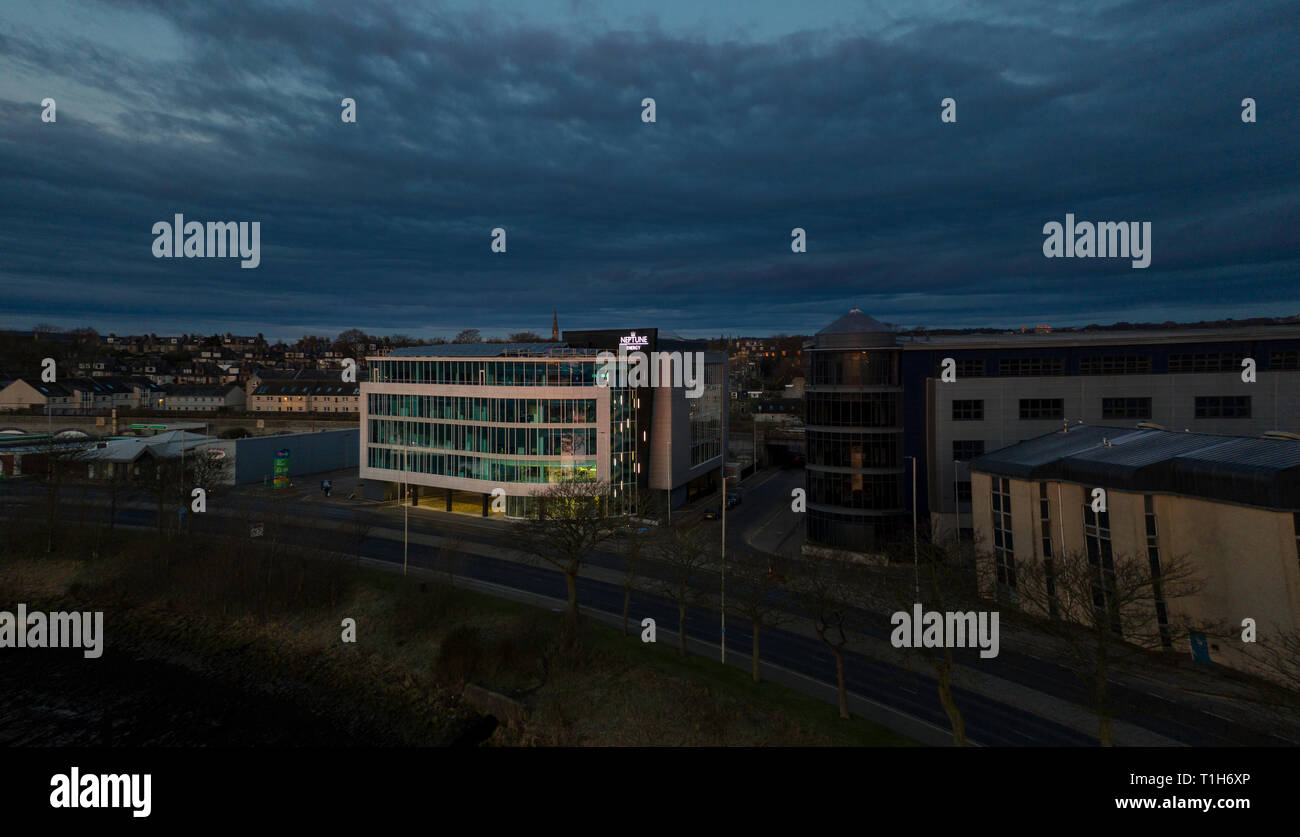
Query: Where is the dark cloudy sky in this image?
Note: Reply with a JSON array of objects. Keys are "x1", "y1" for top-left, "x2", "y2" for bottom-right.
[{"x1": 1, "y1": 0, "x2": 1297, "y2": 342}]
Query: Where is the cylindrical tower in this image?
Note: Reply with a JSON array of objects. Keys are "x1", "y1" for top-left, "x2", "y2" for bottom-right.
[{"x1": 804, "y1": 307, "x2": 906, "y2": 555}]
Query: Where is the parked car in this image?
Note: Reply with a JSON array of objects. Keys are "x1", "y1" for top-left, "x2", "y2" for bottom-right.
[
  {"x1": 702, "y1": 509, "x2": 720, "y2": 520},
  {"x1": 725, "y1": 492, "x2": 742, "y2": 509}
]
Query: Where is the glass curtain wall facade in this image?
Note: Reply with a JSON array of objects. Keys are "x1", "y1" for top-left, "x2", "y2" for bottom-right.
[
  {"x1": 805, "y1": 309, "x2": 908, "y2": 554},
  {"x1": 689, "y1": 361, "x2": 724, "y2": 466},
  {"x1": 363, "y1": 350, "x2": 636, "y2": 519}
]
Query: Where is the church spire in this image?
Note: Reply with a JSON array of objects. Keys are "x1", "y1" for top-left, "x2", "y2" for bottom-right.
[{"x1": 552, "y1": 309, "x2": 559, "y2": 341}]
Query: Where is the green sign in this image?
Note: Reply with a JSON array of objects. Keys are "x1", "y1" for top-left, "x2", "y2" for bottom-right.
[{"x1": 273, "y1": 448, "x2": 290, "y2": 489}]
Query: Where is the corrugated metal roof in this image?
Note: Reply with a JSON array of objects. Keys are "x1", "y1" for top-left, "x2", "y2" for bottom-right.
[{"x1": 971, "y1": 425, "x2": 1300, "y2": 510}]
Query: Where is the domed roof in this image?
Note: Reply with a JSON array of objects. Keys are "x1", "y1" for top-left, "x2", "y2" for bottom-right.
[
  {"x1": 817, "y1": 307, "x2": 892, "y2": 335},
  {"x1": 813, "y1": 308, "x2": 897, "y2": 348}
]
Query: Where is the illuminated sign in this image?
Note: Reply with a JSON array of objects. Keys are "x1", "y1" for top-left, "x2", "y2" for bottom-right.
[{"x1": 619, "y1": 331, "x2": 650, "y2": 347}]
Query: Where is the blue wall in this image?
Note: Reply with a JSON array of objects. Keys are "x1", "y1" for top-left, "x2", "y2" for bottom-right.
[{"x1": 232, "y1": 429, "x2": 359, "y2": 485}]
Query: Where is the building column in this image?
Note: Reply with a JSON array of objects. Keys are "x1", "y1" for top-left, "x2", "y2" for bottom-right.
[
  {"x1": 481, "y1": 493, "x2": 490, "y2": 517},
  {"x1": 445, "y1": 487, "x2": 452, "y2": 511}
]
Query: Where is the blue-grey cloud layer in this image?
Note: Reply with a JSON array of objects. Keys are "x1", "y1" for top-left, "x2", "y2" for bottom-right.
[{"x1": 1, "y1": 0, "x2": 1296, "y2": 341}]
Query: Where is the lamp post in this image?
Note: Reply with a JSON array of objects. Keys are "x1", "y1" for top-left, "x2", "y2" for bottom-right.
[
  {"x1": 720, "y1": 463, "x2": 727, "y2": 664},
  {"x1": 403, "y1": 442, "x2": 409, "y2": 576},
  {"x1": 904, "y1": 455, "x2": 918, "y2": 599}
]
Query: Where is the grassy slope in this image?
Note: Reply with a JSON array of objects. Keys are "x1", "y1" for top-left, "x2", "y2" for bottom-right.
[{"x1": 0, "y1": 526, "x2": 916, "y2": 746}]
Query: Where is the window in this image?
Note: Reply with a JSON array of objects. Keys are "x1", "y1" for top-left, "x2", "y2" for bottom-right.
[
  {"x1": 991, "y1": 477, "x2": 1016, "y2": 599},
  {"x1": 952, "y1": 440, "x2": 985, "y2": 462},
  {"x1": 1039, "y1": 483, "x2": 1057, "y2": 619},
  {"x1": 1270, "y1": 350, "x2": 1299, "y2": 370},
  {"x1": 1146, "y1": 496, "x2": 1172, "y2": 648},
  {"x1": 1168, "y1": 352, "x2": 1247, "y2": 373},
  {"x1": 955, "y1": 481, "x2": 972, "y2": 502},
  {"x1": 999, "y1": 357, "x2": 1064, "y2": 376},
  {"x1": 952, "y1": 399, "x2": 984, "y2": 421},
  {"x1": 806, "y1": 392, "x2": 899, "y2": 427},
  {"x1": 1078, "y1": 355, "x2": 1152, "y2": 375},
  {"x1": 1101, "y1": 397, "x2": 1152, "y2": 420},
  {"x1": 946, "y1": 358, "x2": 986, "y2": 378},
  {"x1": 1194, "y1": 395, "x2": 1251, "y2": 418},
  {"x1": 1083, "y1": 489, "x2": 1120, "y2": 635},
  {"x1": 1020, "y1": 398, "x2": 1064, "y2": 420}
]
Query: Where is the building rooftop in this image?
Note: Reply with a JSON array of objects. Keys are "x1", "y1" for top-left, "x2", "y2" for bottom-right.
[
  {"x1": 817, "y1": 307, "x2": 893, "y2": 336},
  {"x1": 971, "y1": 425, "x2": 1300, "y2": 510},
  {"x1": 382, "y1": 343, "x2": 597, "y2": 358},
  {"x1": 78, "y1": 430, "x2": 219, "y2": 463},
  {"x1": 898, "y1": 322, "x2": 1300, "y2": 349}
]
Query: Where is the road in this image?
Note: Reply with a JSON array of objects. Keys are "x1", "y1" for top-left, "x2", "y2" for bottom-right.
[{"x1": 2, "y1": 474, "x2": 1293, "y2": 746}]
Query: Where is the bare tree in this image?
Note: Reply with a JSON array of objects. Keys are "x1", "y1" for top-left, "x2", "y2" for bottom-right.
[
  {"x1": 614, "y1": 494, "x2": 666, "y2": 636},
  {"x1": 794, "y1": 555, "x2": 862, "y2": 719},
  {"x1": 519, "y1": 478, "x2": 617, "y2": 642},
  {"x1": 1202, "y1": 620, "x2": 1300, "y2": 715},
  {"x1": 41, "y1": 434, "x2": 86, "y2": 553},
  {"x1": 729, "y1": 546, "x2": 793, "y2": 683},
  {"x1": 649, "y1": 525, "x2": 715, "y2": 657},
  {"x1": 994, "y1": 547, "x2": 1203, "y2": 746},
  {"x1": 878, "y1": 535, "x2": 982, "y2": 746},
  {"x1": 452, "y1": 329, "x2": 482, "y2": 344}
]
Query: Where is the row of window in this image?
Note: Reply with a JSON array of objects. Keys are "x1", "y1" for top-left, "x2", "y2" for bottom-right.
[
  {"x1": 936, "y1": 350, "x2": 1298, "y2": 377},
  {"x1": 366, "y1": 446, "x2": 597, "y2": 483},
  {"x1": 807, "y1": 431, "x2": 901, "y2": 469},
  {"x1": 809, "y1": 351, "x2": 899, "y2": 387},
  {"x1": 806, "y1": 508, "x2": 907, "y2": 551},
  {"x1": 992, "y1": 481, "x2": 1174, "y2": 639},
  {"x1": 368, "y1": 394, "x2": 598, "y2": 424},
  {"x1": 371, "y1": 359, "x2": 600, "y2": 386},
  {"x1": 806, "y1": 392, "x2": 900, "y2": 427},
  {"x1": 952, "y1": 396, "x2": 1253, "y2": 421},
  {"x1": 807, "y1": 471, "x2": 904, "y2": 510},
  {"x1": 369, "y1": 419, "x2": 597, "y2": 457}
]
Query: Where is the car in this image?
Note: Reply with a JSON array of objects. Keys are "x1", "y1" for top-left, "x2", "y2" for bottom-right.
[
  {"x1": 702, "y1": 509, "x2": 720, "y2": 520},
  {"x1": 725, "y1": 492, "x2": 742, "y2": 509}
]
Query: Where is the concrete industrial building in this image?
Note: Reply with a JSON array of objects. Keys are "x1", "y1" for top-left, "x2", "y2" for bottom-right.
[
  {"x1": 803, "y1": 309, "x2": 1300, "y2": 558},
  {"x1": 902, "y1": 325, "x2": 1300, "y2": 540},
  {"x1": 968, "y1": 425, "x2": 1300, "y2": 679},
  {"x1": 359, "y1": 330, "x2": 726, "y2": 518}
]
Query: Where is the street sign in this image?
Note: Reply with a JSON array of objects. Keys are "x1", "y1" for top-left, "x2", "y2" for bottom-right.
[{"x1": 1189, "y1": 631, "x2": 1211, "y2": 664}]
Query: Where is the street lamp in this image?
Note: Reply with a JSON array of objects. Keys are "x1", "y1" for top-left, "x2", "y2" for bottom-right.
[
  {"x1": 400, "y1": 433, "x2": 409, "y2": 576},
  {"x1": 720, "y1": 461, "x2": 727, "y2": 664},
  {"x1": 904, "y1": 455, "x2": 918, "y2": 600}
]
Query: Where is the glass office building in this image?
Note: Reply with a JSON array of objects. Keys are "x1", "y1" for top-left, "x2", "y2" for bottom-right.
[{"x1": 361, "y1": 334, "x2": 725, "y2": 518}]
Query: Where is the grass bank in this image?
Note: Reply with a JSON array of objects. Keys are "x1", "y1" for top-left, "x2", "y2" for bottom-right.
[{"x1": 0, "y1": 525, "x2": 916, "y2": 746}]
